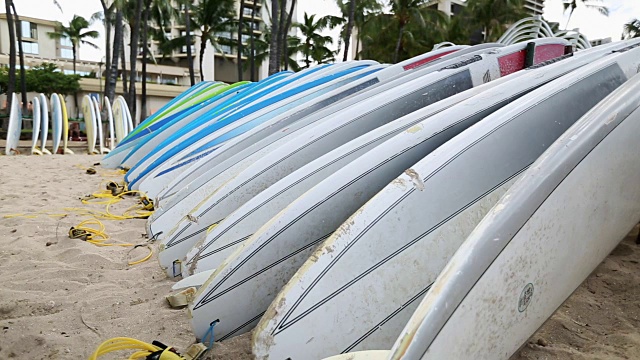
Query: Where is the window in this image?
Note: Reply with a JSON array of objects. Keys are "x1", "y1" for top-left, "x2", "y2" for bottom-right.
[
  {"x1": 215, "y1": 31, "x2": 231, "y2": 39},
  {"x1": 241, "y1": 34, "x2": 250, "y2": 44},
  {"x1": 217, "y1": 44, "x2": 231, "y2": 54},
  {"x1": 21, "y1": 21, "x2": 37, "y2": 39},
  {"x1": 60, "y1": 35, "x2": 72, "y2": 47},
  {"x1": 60, "y1": 48, "x2": 73, "y2": 59},
  {"x1": 243, "y1": 7, "x2": 254, "y2": 16},
  {"x1": 181, "y1": 45, "x2": 196, "y2": 53},
  {"x1": 21, "y1": 41, "x2": 39, "y2": 54}
]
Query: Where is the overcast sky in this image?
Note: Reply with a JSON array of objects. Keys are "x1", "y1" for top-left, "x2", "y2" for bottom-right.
[{"x1": 7, "y1": 0, "x2": 640, "y2": 62}]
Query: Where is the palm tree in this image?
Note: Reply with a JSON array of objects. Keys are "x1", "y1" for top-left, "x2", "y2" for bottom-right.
[
  {"x1": 268, "y1": 0, "x2": 280, "y2": 75},
  {"x1": 128, "y1": 0, "x2": 143, "y2": 122},
  {"x1": 388, "y1": 0, "x2": 443, "y2": 63},
  {"x1": 48, "y1": 16, "x2": 99, "y2": 74},
  {"x1": 563, "y1": 0, "x2": 608, "y2": 29},
  {"x1": 4, "y1": 0, "x2": 16, "y2": 113},
  {"x1": 191, "y1": 0, "x2": 236, "y2": 82},
  {"x1": 295, "y1": 13, "x2": 343, "y2": 68},
  {"x1": 623, "y1": 18, "x2": 640, "y2": 39},
  {"x1": 237, "y1": 0, "x2": 245, "y2": 81},
  {"x1": 465, "y1": 0, "x2": 528, "y2": 43},
  {"x1": 10, "y1": 2, "x2": 27, "y2": 114},
  {"x1": 336, "y1": 0, "x2": 382, "y2": 60}
]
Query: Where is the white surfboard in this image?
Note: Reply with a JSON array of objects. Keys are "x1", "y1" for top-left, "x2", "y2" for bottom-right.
[
  {"x1": 247, "y1": 44, "x2": 640, "y2": 359},
  {"x1": 157, "y1": 39, "x2": 567, "y2": 281},
  {"x1": 147, "y1": 47, "x2": 505, "y2": 256},
  {"x1": 390, "y1": 65, "x2": 640, "y2": 360},
  {"x1": 136, "y1": 63, "x2": 385, "y2": 196},
  {"x1": 188, "y1": 39, "x2": 629, "y2": 280},
  {"x1": 104, "y1": 97, "x2": 115, "y2": 150},
  {"x1": 151, "y1": 46, "x2": 484, "y2": 208},
  {"x1": 31, "y1": 97, "x2": 42, "y2": 155},
  {"x1": 50, "y1": 93, "x2": 62, "y2": 154},
  {"x1": 92, "y1": 97, "x2": 108, "y2": 154},
  {"x1": 81, "y1": 95, "x2": 97, "y2": 154},
  {"x1": 113, "y1": 96, "x2": 126, "y2": 143},
  {"x1": 322, "y1": 350, "x2": 390, "y2": 360},
  {"x1": 171, "y1": 269, "x2": 215, "y2": 291},
  {"x1": 39, "y1": 94, "x2": 51, "y2": 155},
  {"x1": 4, "y1": 94, "x2": 22, "y2": 155},
  {"x1": 145, "y1": 46, "x2": 482, "y2": 201}
]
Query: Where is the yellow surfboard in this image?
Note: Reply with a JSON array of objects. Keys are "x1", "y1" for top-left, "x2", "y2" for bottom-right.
[{"x1": 59, "y1": 94, "x2": 74, "y2": 154}]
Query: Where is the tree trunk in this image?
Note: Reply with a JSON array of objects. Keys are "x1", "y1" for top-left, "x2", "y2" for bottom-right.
[
  {"x1": 237, "y1": 1, "x2": 244, "y2": 81},
  {"x1": 199, "y1": 32, "x2": 207, "y2": 82},
  {"x1": 276, "y1": 0, "x2": 286, "y2": 71},
  {"x1": 72, "y1": 44, "x2": 77, "y2": 73},
  {"x1": 304, "y1": 37, "x2": 311, "y2": 68},
  {"x1": 5, "y1": 0, "x2": 16, "y2": 113},
  {"x1": 11, "y1": 3, "x2": 27, "y2": 114},
  {"x1": 121, "y1": 41, "x2": 128, "y2": 94},
  {"x1": 108, "y1": 9, "x2": 123, "y2": 103},
  {"x1": 268, "y1": 0, "x2": 280, "y2": 75},
  {"x1": 281, "y1": 0, "x2": 296, "y2": 70},
  {"x1": 185, "y1": 5, "x2": 195, "y2": 86},
  {"x1": 355, "y1": 30, "x2": 360, "y2": 60},
  {"x1": 343, "y1": 0, "x2": 356, "y2": 62},
  {"x1": 129, "y1": 0, "x2": 143, "y2": 124},
  {"x1": 141, "y1": 2, "x2": 149, "y2": 121},
  {"x1": 101, "y1": 0, "x2": 112, "y2": 101},
  {"x1": 392, "y1": 23, "x2": 405, "y2": 63},
  {"x1": 250, "y1": 4, "x2": 257, "y2": 81}
]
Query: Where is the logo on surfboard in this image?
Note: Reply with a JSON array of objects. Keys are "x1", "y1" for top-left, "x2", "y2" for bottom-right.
[{"x1": 518, "y1": 283, "x2": 534, "y2": 312}]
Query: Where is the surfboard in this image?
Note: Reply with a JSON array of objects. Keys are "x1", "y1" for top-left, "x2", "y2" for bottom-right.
[
  {"x1": 117, "y1": 72, "x2": 295, "y2": 173},
  {"x1": 136, "y1": 63, "x2": 384, "y2": 197},
  {"x1": 102, "y1": 82, "x2": 252, "y2": 169},
  {"x1": 50, "y1": 93, "x2": 62, "y2": 154},
  {"x1": 184, "y1": 39, "x2": 595, "y2": 283},
  {"x1": 158, "y1": 39, "x2": 567, "y2": 284},
  {"x1": 321, "y1": 350, "x2": 390, "y2": 360},
  {"x1": 248, "y1": 40, "x2": 640, "y2": 360},
  {"x1": 146, "y1": 45, "x2": 505, "y2": 250},
  {"x1": 92, "y1": 97, "x2": 107, "y2": 154},
  {"x1": 150, "y1": 45, "x2": 481, "y2": 206},
  {"x1": 390, "y1": 60, "x2": 640, "y2": 360},
  {"x1": 245, "y1": 43, "x2": 640, "y2": 359},
  {"x1": 59, "y1": 94, "x2": 73, "y2": 154},
  {"x1": 112, "y1": 96, "x2": 126, "y2": 143},
  {"x1": 120, "y1": 96, "x2": 134, "y2": 135},
  {"x1": 30, "y1": 97, "x2": 42, "y2": 155},
  {"x1": 118, "y1": 82, "x2": 230, "y2": 148},
  {"x1": 39, "y1": 94, "x2": 51, "y2": 155},
  {"x1": 125, "y1": 63, "x2": 368, "y2": 188},
  {"x1": 120, "y1": 81, "x2": 217, "y2": 144},
  {"x1": 81, "y1": 95, "x2": 97, "y2": 154},
  {"x1": 104, "y1": 97, "x2": 115, "y2": 150},
  {"x1": 4, "y1": 93, "x2": 22, "y2": 155}
]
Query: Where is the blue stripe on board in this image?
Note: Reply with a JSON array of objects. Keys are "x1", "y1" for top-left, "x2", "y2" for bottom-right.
[
  {"x1": 125, "y1": 68, "x2": 325, "y2": 184},
  {"x1": 128, "y1": 64, "x2": 368, "y2": 186}
]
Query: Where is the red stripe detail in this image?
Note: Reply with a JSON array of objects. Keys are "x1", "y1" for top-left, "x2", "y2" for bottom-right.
[
  {"x1": 498, "y1": 43, "x2": 567, "y2": 77},
  {"x1": 402, "y1": 50, "x2": 458, "y2": 71}
]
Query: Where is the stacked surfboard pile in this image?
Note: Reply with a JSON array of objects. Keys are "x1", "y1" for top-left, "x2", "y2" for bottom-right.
[
  {"x1": 102, "y1": 37, "x2": 640, "y2": 360},
  {"x1": 4, "y1": 92, "x2": 74, "y2": 155}
]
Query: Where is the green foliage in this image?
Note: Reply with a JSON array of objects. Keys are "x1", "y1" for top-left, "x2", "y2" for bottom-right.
[
  {"x1": 0, "y1": 63, "x2": 80, "y2": 96},
  {"x1": 294, "y1": 12, "x2": 345, "y2": 68},
  {"x1": 623, "y1": 18, "x2": 640, "y2": 40},
  {"x1": 464, "y1": 0, "x2": 529, "y2": 42}
]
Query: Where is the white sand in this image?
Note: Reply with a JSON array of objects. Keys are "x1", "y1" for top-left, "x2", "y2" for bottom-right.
[{"x1": 0, "y1": 154, "x2": 637, "y2": 359}]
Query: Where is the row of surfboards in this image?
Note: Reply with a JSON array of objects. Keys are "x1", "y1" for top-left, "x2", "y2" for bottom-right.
[
  {"x1": 80, "y1": 94, "x2": 134, "y2": 155},
  {"x1": 103, "y1": 37, "x2": 640, "y2": 359},
  {"x1": 3, "y1": 92, "x2": 133, "y2": 156}
]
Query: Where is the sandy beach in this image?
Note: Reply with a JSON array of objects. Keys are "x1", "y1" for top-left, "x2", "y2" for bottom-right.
[{"x1": 0, "y1": 154, "x2": 638, "y2": 359}]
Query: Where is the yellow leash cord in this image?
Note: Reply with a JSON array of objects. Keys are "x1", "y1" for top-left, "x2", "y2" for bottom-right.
[{"x1": 89, "y1": 337, "x2": 185, "y2": 360}]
